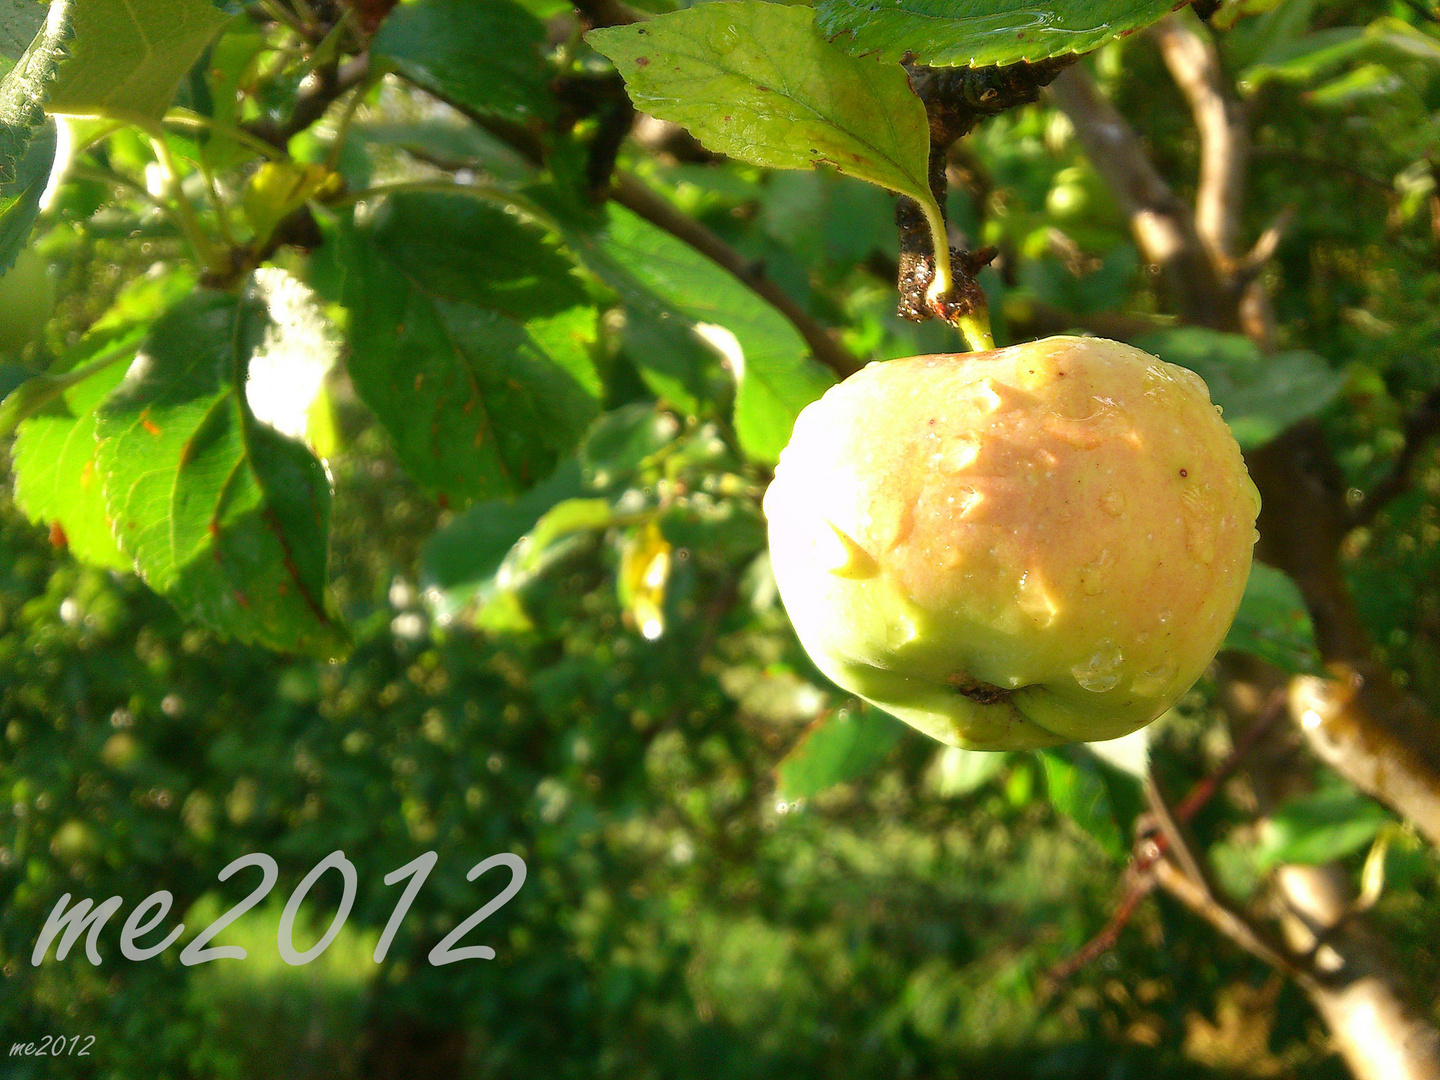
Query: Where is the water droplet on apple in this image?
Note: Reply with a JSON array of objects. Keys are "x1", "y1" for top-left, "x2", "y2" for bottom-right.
[
  {"x1": 1072, "y1": 640, "x2": 1124, "y2": 692},
  {"x1": 1130, "y1": 659, "x2": 1178, "y2": 696}
]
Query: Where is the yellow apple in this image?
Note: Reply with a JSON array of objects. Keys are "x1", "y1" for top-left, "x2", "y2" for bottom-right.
[{"x1": 764, "y1": 336, "x2": 1260, "y2": 750}]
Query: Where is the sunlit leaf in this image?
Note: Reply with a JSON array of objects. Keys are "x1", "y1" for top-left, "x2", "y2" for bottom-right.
[
  {"x1": 47, "y1": 0, "x2": 232, "y2": 122},
  {"x1": 1040, "y1": 748, "x2": 1126, "y2": 858},
  {"x1": 589, "y1": 2, "x2": 936, "y2": 207},
  {"x1": 816, "y1": 0, "x2": 1182, "y2": 68},
  {"x1": 93, "y1": 288, "x2": 346, "y2": 657}
]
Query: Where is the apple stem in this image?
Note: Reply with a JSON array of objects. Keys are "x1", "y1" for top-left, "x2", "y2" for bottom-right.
[
  {"x1": 920, "y1": 196, "x2": 953, "y2": 308},
  {"x1": 918, "y1": 196, "x2": 995, "y2": 353},
  {"x1": 957, "y1": 310, "x2": 995, "y2": 353}
]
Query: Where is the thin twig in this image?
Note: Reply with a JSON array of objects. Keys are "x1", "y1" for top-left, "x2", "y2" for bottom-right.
[
  {"x1": 1042, "y1": 691, "x2": 1286, "y2": 992},
  {"x1": 611, "y1": 172, "x2": 863, "y2": 379},
  {"x1": 1151, "y1": 859, "x2": 1306, "y2": 982}
]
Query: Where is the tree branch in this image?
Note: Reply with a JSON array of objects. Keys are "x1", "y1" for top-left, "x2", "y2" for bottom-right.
[
  {"x1": 246, "y1": 54, "x2": 371, "y2": 148},
  {"x1": 1054, "y1": 41, "x2": 1440, "y2": 1078},
  {"x1": 895, "y1": 58, "x2": 1074, "y2": 325},
  {"x1": 1152, "y1": 859, "x2": 1304, "y2": 980},
  {"x1": 1047, "y1": 66, "x2": 1237, "y2": 331},
  {"x1": 1152, "y1": 12, "x2": 1247, "y2": 265},
  {"x1": 611, "y1": 172, "x2": 864, "y2": 379}
]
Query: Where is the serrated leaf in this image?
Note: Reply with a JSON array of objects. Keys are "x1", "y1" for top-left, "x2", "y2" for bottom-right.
[
  {"x1": 93, "y1": 289, "x2": 346, "y2": 658},
  {"x1": 1136, "y1": 327, "x2": 1344, "y2": 449},
  {"x1": 1222, "y1": 561, "x2": 1323, "y2": 675},
  {"x1": 0, "y1": 1, "x2": 50, "y2": 64},
  {"x1": 0, "y1": 1, "x2": 69, "y2": 265},
  {"x1": 563, "y1": 203, "x2": 833, "y2": 462},
  {"x1": 0, "y1": 119, "x2": 51, "y2": 274},
  {"x1": 338, "y1": 194, "x2": 601, "y2": 499},
  {"x1": 372, "y1": 0, "x2": 555, "y2": 126},
  {"x1": 12, "y1": 358, "x2": 130, "y2": 569},
  {"x1": 1040, "y1": 748, "x2": 1126, "y2": 858},
  {"x1": 775, "y1": 701, "x2": 901, "y2": 801},
  {"x1": 369, "y1": 191, "x2": 587, "y2": 322},
  {"x1": 816, "y1": 0, "x2": 1183, "y2": 68},
  {"x1": 46, "y1": 0, "x2": 232, "y2": 122},
  {"x1": 589, "y1": 2, "x2": 935, "y2": 207}
]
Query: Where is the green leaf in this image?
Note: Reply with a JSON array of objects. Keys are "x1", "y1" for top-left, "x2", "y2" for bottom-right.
[
  {"x1": 93, "y1": 289, "x2": 346, "y2": 658},
  {"x1": 1136, "y1": 327, "x2": 1344, "y2": 449},
  {"x1": 1256, "y1": 785, "x2": 1391, "y2": 869},
  {"x1": 775, "y1": 701, "x2": 901, "y2": 802},
  {"x1": 372, "y1": 0, "x2": 556, "y2": 126},
  {"x1": 927, "y1": 745, "x2": 1008, "y2": 798},
  {"x1": 337, "y1": 194, "x2": 601, "y2": 500},
  {"x1": 1239, "y1": 27, "x2": 1369, "y2": 89},
  {"x1": 12, "y1": 358, "x2": 130, "y2": 570},
  {"x1": 0, "y1": 1, "x2": 69, "y2": 264},
  {"x1": 1040, "y1": 748, "x2": 1126, "y2": 858},
  {"x1": 47, "y1": 0, "x2": 233, "y2": 122},
  {"x1": 1222, "y1": 561, "x2": 1323, "y2": 675},
  {"x1": 0, "y1": 1, "x2": 51, "y2": 64},
  {"x1": 564, "y1": 204, "x2": 834, "y2": 463},
  {"x1": 0, "y1": 119, "x2": 51, "y2": 274},
  {"x1": 815, "y1": 0, "x2": 1181, "y2": 68},
  {"x1": 579, "y1": 403, "x2": 681, "y2": 487},
  {"x1": 420, "y1": 458, "x2": 586, "y2": 617},
  {"x1": 588, "y1": 2, "x2": 935, "y2": 206},
  {"x1": 368, "y1": 191, "x2": 588, "y2": 321},
  {"x1": 355, "y1": 119, "x2": 538, "y2": 184}
]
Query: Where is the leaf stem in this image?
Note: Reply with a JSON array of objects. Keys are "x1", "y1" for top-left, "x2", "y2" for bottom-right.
[
  {"x1": 0, "y1": 337, "x2": 140, "y2": 438},
  {"x1": 916, "y1": 195, "x2": 994, "y2": 352},
  {"x1": 919, "y1": 195, "x2": 953, "y2": 305},
  {"x1": 149, "y1": 136, "x2": 229, "y2": 276},
  {"x1": 164, "y1": 109, "x2": 289, "y2": 161}
]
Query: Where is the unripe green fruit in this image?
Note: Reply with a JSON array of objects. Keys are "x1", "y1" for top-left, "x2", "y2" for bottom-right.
[
  {"x1": 0, "y1": 248, "x2": 55, "y2": 354},
  {"x1": 764, "y1": 336, "x2": 1260, "y2": 750}
]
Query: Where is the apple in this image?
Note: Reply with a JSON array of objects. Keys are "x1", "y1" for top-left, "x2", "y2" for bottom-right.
[
  {"x1": 0, "y1": 247, "x2": 55, "y2": 354},
  {"x1": 764, "y1": 336, "x2": 1259, "y2": 751}
]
